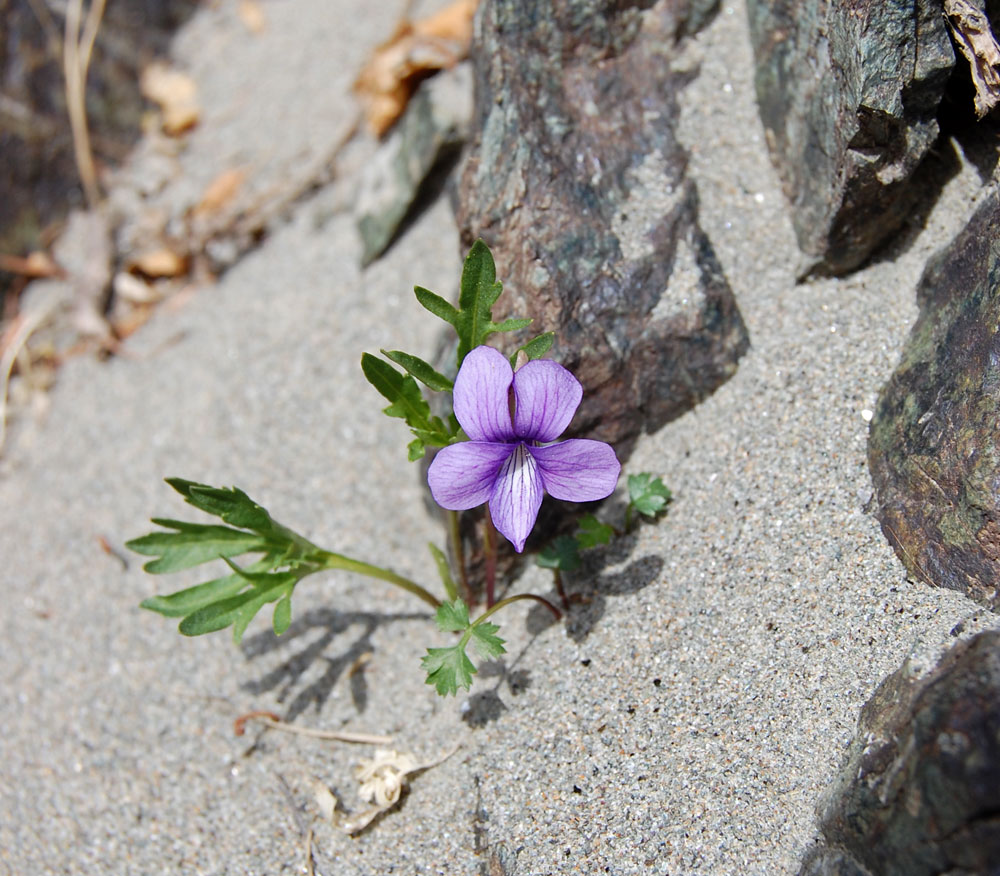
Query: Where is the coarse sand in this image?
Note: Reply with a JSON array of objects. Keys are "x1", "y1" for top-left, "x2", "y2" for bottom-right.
[{"x1": 1, "y1": 3, "x2": 997, "y2": 875}]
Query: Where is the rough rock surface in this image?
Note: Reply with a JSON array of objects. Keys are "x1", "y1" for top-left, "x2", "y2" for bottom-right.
[
  {"x1": 455, "y1": 0, "x2": 747, "y2": 453},
  {"x1": 868, "y1": 188, "x2": 1000, "y2": 611},
  {"x1": 799, "y1": 631, "x2": 1000, "y2": 876},
  {"x1": 746, "y1": 0, "x2": 955, "y2": 276}
]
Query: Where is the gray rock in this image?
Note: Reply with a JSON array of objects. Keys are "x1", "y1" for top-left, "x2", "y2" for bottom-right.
[
  {"x1": 746, "y1": 0, "x2": 955, "y2": 276},
  {"x1": 355, "y1": 63, "x2": 473, "y2": 266},
  {"x1": 868, "y1": 188, "x2": 1000, "y2": 611},
  {"x1": 799, "y1": 631, "x2": 1000, "y2": 876},
  {"x1": 454, "y1": 0, "x2": 747, "y2": 453}
]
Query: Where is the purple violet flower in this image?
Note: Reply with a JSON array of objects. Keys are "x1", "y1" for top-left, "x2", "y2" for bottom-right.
[{"x1": 427, "y1": 345, "x2": 621, "y2": 552}]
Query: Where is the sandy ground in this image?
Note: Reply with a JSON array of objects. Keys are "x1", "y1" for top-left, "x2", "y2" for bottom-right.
[{"x1": 2, "y1": 3, "x2": 998, "y2": 875}]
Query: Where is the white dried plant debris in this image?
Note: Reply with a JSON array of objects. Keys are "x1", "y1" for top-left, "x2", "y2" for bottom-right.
[{"x1": 312, "y1": 744, "x2": 460, "y2": 835}]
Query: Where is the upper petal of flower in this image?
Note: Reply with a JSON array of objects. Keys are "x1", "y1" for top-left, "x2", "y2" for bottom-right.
[
  {"x1": 512, "y1": 358, "x2": 583, "y2": 442},
  {"x1": 489, "y1": 443, "x2": 544, "y2": 552},
  {"x1": 530, "y1": 439, "x2": 621, "y2": 502},
  {"x1": 452, "y1": 346, "x2": 515, "y2": 442},
  {"x1": 427, "y1": 441, "x2": 513, "y2": 510}
]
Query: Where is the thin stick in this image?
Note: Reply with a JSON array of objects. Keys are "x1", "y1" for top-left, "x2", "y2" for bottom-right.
[
  {"x1": 0, "y1": 301, "x2": 56, "y2": 455},
  {"x1": 234, "y1": 710, "x2": 393, "y2": 745},
  {"x1": 63, "y1": 0, "x2": 106, "y2": 208}
]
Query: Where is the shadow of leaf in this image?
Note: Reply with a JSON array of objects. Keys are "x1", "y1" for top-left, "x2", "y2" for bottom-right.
[{"x1": 240, "y1": 606, "x2": 429, "y2": 721}]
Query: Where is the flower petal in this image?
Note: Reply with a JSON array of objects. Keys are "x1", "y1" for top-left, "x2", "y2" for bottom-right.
[
  {"x1": 452, "y1": 346, "x2": 515, "y2": 442},
  {"x1": 427, "y1": 442, "x2": 513, "y2": 510},
  {"x1": 531, "y1": 439, "x2": 621, "y2": 502},
  {"x1": 512, "y1": 358, "x2": 583, "y2": 442},
  {"x1": 489, "y1": 443, "x2": 544, "y2": 552}
]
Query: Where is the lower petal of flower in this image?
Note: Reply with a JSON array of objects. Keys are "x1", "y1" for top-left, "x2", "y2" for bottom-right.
[
  {"x1": 489, "y1": 442, "x2": 544, "y2": 553},
  {"x1": 531, "y1": 439, "x2": 621, "y2": 502},
  {"x1": 427, "y1": 441, "x2": 513, "y2": 510}
]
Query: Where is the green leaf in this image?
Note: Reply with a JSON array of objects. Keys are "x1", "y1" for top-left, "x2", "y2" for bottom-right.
[
  {"x1": 272, "y1": 595, "x2": 293, "y2": 635},
  {"x1": 576, "y1": 514, "x2": 614, "y2": 549},
  {"x1": 361, "y1": 353, "x2": 453, "y2": 456},
  {"x1": 428, "y1": 543, "x2": 458, "y2": 602},
  {"x1": 126, "y1": 520, "x2": 271, "y2": 574},
  {"x1": 508, "y1": 332, "x2": 555, "y2": 368},
  {"x1": 422, "y1": 645, "x2": 476, "y2": 696},
  {"x1": 455, "y1": 239, "x2": 504, "y2": 363},
  {"x1": 434, "y1": 598, "x2": 471, "y2": 632},
  {"x1": 627, "y1": 473, "x2": 673, "y2": 518},
  {"x1": 536, "y1": 535, "x2": 581, "y2": 571},
  {"x1": 178, "y1": 569, "x2": 295, "y2": 641},
  {"x1": 381, "y1": 349, "x2": 453, "y2": 392},
  {"x1": 414, "y1": 285, "x2": 459, "y2": 326},
  {"x1": 469, "y1": 621, "x2": 506, "y2": 661},
  {"x1": 165, "y1": 479, "x2": 276, "y2": 535},
  {"x1": 407, "y1": 438, "x2": 426, "y2": 461},
  {"x1": 361, "y1": 353, "x2": 433, "y2": 424},
  {"x1": 139, "y1": 554, "x2": 281, "y2": 617}
]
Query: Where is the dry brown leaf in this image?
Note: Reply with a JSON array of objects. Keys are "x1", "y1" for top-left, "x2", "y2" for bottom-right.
[
  {"x1": 945, "y1": 0, "x2": 1000, "y2": 118},
  {"x1": 192, "y1": 168, "x2": 248, "y2": 220},
  {"x1": 140, "y1": 62, "x2": 201, "y2": 135},
  {"x1": 0, "y1": 252, "x2": 64, "y2": 279},
  {"x1": 128, "y1": 247, "x2": 188, "y2": 278},
  {"x1": 238, "y1": 0, "x2": 266, "y2": 34},
  {"x1": 354, "y1": 0, "x2": 477, "y2": 137}
]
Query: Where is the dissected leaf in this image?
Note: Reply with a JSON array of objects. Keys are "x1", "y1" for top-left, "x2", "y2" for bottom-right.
[
  {"x1": 382, "y1": 349, "x2": 453, "y2": 391},
  {"x1": 139, "y1": 553, "x2": 280, "y2": 617},
  {"x1": 469, "y1": 621, "x2": 505, "y2": 661},
  {"x1": 126, "y1": 519, "x2": 270, "y2": 574},
  {"x1": 536, "y1": 535, "x2": 581, "y2": 572},
  {"x1": 508, "y1": 332, "x2": 555, "y2": 368},
  {"x1": 576, "y1": 514, "x2": 614, "y2": 549},
  {"x1": 165, "y1": 479, "x2": 277, "y2": 535},
  {"x1": 361, "y1": 353, "x2": 453, "y2": 458},
  {"x1": 434, "y1": 598, "x2": 470, "y2": 632},
  {"x1": 627, "y1": 473, "x2": 672, "y2": 518},
  {"x1": 272, "y1": 594, "x2": 292, "y2": 636},
  {"x1": 422, "y1": 644, "x2": 476, "y2": 696}
]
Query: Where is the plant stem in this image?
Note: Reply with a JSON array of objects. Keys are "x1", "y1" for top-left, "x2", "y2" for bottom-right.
[
  {"x1": 311, "y1": 550, "x2": 441, "y2": 609},
  {"x1": 472, "y1": 592, "x2": 561, "y2": 626},
  {"x1": 447, "y1": 509, "x2": 471, "y2": 606},
  {"x1": 624, "y1": 502, "x2": 634, "y2": 534},
  {"x1": 484, "y1": 507, "x2": 497, "y2": 609},
  {"x1": 553, "y1": 568, "x2": 569, "y2": 611}
]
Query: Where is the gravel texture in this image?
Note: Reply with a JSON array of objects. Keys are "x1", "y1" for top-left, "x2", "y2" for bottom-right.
[{"x1": 2, "y1": 3, "x2": 998, "y2": 876}]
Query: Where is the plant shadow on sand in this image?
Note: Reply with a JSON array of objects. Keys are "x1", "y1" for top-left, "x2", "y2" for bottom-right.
[
  {"x1": 461, "y1": 507, "x2": 665, "y2": 729},
  {"x1": 237, "y1": 502, "x2": 665, "y2": 730},
  {"x1": 239, "y1": 607, "x2": 430, "y2": 722}
]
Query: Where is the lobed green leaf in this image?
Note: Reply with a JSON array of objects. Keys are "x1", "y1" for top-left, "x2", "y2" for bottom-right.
[
  {"x1": 139, "y1": 553, "x2": 281, "y2": 617},
  {"x1": 165, "y1": 479, "x2": 276, "y2": 535},
  {"x1": 508, "y1": 332, "x2": 555, "y2": 368},
  {"x1": 576, "y1": 514, "x2": 614, "y2": 549},
  {"x1": 627, "y1": 473, "x2": 673, "y2": 518},
  {"x1": 469, "y1": 622, "x2": 506, "y2": 661},
  {"x1": 126, "y1": 520, "x2": 271, "y2": 574},
  {"x1": 422, "y1": 645, "x2": 476, "y2": 696},
  {"x1": 434, "y1": 598, "x2": 471, "y2": 632},
  {"x1": 381, "y1": 349, "x2": 453, "y2": 392},
  {"x1": 536, "y1": 535, "x2": 582, "y2": 572}
]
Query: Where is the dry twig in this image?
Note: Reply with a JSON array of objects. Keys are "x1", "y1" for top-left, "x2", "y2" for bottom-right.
[
  {"x1": 233, "y1": 710, "x2": 393, "y2": 745},
  {"x1": 63, "y1": 0, "x2": 107, "y2": 208}
]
